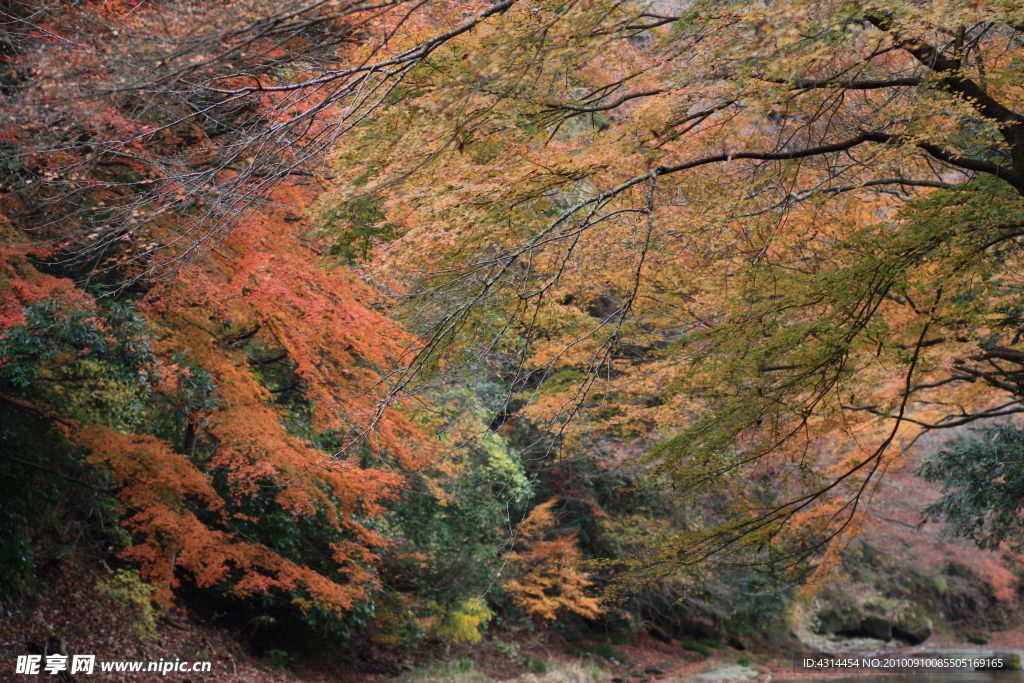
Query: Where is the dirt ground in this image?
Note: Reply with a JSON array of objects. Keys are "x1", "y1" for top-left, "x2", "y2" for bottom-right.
[{"x1": 5, "y1": 560, "x2": 1024, "y2": 683}]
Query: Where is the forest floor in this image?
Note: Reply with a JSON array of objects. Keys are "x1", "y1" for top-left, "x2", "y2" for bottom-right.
[{"x1": 4, "y1": 558, "x2": 1024, "y2": 682}]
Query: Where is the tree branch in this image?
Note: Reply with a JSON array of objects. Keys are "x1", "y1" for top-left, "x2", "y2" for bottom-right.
[
  {"x1": 655, "y1": 130, "x2": 882, "y2": 176},
  {"x1": 781, "y1": 76, "x2": 924, "y2": 90},
  {"x1": 865, "y1": 13, "x2": 1024, "y2": 125},
  {"x1": 0, "y1": 452, "x2": 114, "y2": 492},
  {"x1": 0, "y1": 394, "x2": 75, "y2": 428},
  {"x1": 862, "y1": 131, "x2": 1018, "y2": 183},
  {"x1": 543, "y1": 89, "x2": 665, "y2": 113}
]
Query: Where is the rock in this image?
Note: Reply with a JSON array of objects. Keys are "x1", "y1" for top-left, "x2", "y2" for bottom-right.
[
  {"x1": 815, "y1": 597, "x2": 928, "y2": 643},
  {"x1": 859, "y1": 615, "x2": 892, "y2": 641},
  {"x1": 893, "y1": 610, "x2": 932, "y2": 645},
  {"x1": 815, "y1": 607, "x2": 865, "y2": 636},
  {"x1": 683, "y1": 665, "x2": 761, "y2": 682}
]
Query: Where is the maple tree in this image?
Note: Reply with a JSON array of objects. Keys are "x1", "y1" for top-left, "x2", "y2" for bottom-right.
[
  {"x1": 0, "y1": 0, "x2": 615, "y2": 648},
  {"x1": 0, "y1": 0, "x2": 533, "y2": 644},
  {"x1": 319, "y1": 0, "x2": 1024, "y2": 577},
  {"x1": 504, "y1": 499, "x2": 603, "y2": 622},
  {"x1": 0, "y1": 0, "x2": 517, "y2": 282},
  {"x1": 0, "y1": 186, "x2": 435, "y2": 626}
]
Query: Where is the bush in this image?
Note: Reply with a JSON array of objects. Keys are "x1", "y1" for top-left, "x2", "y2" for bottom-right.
[
  {"x1": 524, "y1": 654, "x2": 548, "y2": 674},
  {"x1": 95, "y1": 568, "x2": 159, "y2": 639}
]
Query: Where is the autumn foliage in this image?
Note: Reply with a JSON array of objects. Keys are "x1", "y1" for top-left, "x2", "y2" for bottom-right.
[
  {"x1": 0, "y1": 0, "x2": 607, "y2": 644},
  {"x1": 505, "y1": 500, "x2": 602, "y2": 622},
  {"x1": 322, "y1": 0, "x2": 1024, "y2": 576},
  {"x1": 0, "y1": 0, "x2": 446, "y2": 632},
  {"x1": 1, "y1": 188, "x2": 433, "y2": 617},
  {"x1": 3, "y1": 0, "x2": 1024, "y2": 654}
]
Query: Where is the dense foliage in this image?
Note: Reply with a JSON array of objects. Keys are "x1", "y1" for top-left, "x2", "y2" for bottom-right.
[
  {"x1": 920, "y1": 426, "x2": 1024, "y2": 550},
  {"x1": 0, "y1": 0, "x2": 602, "y2": 648},
  {"x1": 322, "y1": 0, "x2": 1024, "y2": 577},
  {"x1": 3, "y1": 0, "x2": 1024, "y2": 656}
]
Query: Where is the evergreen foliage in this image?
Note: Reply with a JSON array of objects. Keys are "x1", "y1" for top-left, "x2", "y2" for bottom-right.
[{"x1": 919, "y1": 425, "x2": 1024, "y2": 550}]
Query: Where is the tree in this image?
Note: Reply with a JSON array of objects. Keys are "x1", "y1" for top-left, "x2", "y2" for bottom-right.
[
  {"x1": 320, "y1": 0, "x2": 1024, "y2": 574},
  {"x1": 919, "y1": 425, "x2": 1024, "y2": 550},
  {"x1": 0, "y1": 0, "x2": 513, "y2": 282},
  {"x1": 6, "y1": 0, "x2": 1024, "y2": 615},
  {"x1": 0, "y1": 185, "x2": 436, "y2": 624},
  {"x1": 503, "y1": 498, "x2": 603, "y2": 622},
  {"x1": 0, "y1": 0, "x2": 454, "y2": 633},
  {"x1": 0, "y1": 0, "x2": 548, "y2": 639}
]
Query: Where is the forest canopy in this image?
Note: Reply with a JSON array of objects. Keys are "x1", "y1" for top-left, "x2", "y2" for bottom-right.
[
  {"x1": 2, "y1": 0, "x2": 1024, "y2": 654},
  {"x1": 323, "y1": 0, "x2": 1024, "y2": 570}
]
